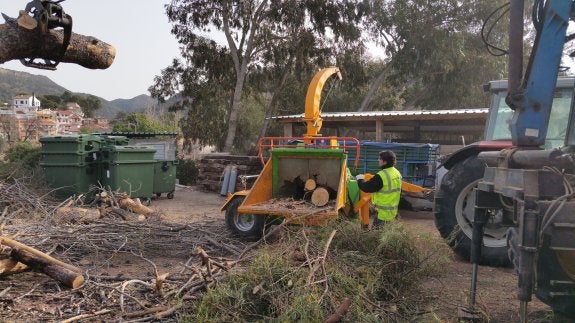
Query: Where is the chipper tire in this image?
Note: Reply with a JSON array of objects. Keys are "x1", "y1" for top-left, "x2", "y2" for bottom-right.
[
  {"x1": 434, "y1": 156, "x2": 510, "y2": 266},
  {"x1": 225, "y1": 197, "x2": 266, "y2": 238}
]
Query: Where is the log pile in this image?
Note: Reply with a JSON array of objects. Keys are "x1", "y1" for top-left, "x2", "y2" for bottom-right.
[
  {"x1": 197, "y1": 154, "x2": 262, "y2": 193},
  {"x1": 55, "y1": 189, "x2": 160, "y2": 223}
]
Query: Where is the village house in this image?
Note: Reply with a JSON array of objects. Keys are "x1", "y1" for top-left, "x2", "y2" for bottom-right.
[{"x1": 0, "y1": 94, "x2": 110, "y2": 142}]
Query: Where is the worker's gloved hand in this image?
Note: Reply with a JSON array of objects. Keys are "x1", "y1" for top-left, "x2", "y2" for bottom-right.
[{"x1": 356, "y1": 174, "x2": 365, "y2": 181}]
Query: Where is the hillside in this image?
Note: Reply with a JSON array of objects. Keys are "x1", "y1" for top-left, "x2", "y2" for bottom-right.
[
  {"x1": 0, "y1": 68, "x2": 66, "y2": 101},
  {"x1": 0, "y1": 68, "x2": 159, "y2": 118}
]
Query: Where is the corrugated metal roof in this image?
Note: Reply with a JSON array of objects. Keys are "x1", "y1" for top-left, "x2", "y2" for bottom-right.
[{"x1": 270, "y1": 108, "x2": 488, "y2": 120}]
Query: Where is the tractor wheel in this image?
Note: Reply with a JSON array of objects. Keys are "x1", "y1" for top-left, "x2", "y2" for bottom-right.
[
  {"x1": 434, "y1": 156, "x2": 510, "y2": 266},
  {"x1": 535, "y1": 236, "x2": 575, "y2": 319},
  {"x1": 225, "y1": 197, "x2": 266, "y2": 238}
]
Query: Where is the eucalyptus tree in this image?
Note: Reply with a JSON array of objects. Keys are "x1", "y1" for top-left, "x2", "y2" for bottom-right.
[
  {"x1": 150, "y1": 0, "x2": 366, "y2": 151},
  {"x1": 363, "y1": 0, "x2": 510, "y2": 110}
]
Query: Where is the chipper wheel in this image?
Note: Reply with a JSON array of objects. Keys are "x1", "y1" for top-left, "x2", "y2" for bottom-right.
[{"x1": 225, "y1": 197, "x2": 266, "y2": 238}]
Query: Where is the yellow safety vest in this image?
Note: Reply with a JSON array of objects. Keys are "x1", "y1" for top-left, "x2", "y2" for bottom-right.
[{"x1": 372, "y1": 167, "x2": 402, "y2": 221}]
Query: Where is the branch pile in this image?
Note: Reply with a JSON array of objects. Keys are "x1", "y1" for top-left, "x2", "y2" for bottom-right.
[{"x1": 0, "y1": 214, "x2": 250, "y2": 321}]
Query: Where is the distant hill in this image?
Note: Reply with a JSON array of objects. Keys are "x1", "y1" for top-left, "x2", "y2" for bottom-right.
[
  {"x1": 0, "y1": 68, "x2": 66, "y2": 100},
  {"x1": 0, "y1": 67, "x2": 161, "y2": 118}
]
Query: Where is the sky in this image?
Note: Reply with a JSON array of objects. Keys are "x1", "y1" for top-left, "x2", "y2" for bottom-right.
[{"x1": 1, "y1": 1, "x2": 181, "y2": 101}]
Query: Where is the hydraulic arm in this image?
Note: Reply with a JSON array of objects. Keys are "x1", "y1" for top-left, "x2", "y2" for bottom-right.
[{"x1": 506, "y1": 0, "x2": 574, "y2": 146}]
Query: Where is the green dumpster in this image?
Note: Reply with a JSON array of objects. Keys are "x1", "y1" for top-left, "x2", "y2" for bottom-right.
[
  {"x1": 153, "y1": 160, "x2": 178, "y2": 199},
  {"x1": 101, "y1": 146, "x2": 156, "y2": 199},
  {"x1": 40, "y1": 134, "x2": 102, "y2": 165},
  {"x1": 99, "y1": 135, "x2": 129, "y2": 147},
  {"x1": 40, "y1": 134, "x2": 102, "y2": 154},
  {"x1": 40, "y1": 162, "x2": 99, "y2": 198},
  {"x1": 40, "y1": 135, "x2": 102, "y2": 198}
]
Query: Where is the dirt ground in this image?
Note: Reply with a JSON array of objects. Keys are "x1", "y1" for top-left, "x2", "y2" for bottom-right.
[
  {"x1": 398, "y1": 211, "x2": 562, "y2": 323},
  {"x1": 0, "y1": 185, "x2": 569, "y2": 322}
]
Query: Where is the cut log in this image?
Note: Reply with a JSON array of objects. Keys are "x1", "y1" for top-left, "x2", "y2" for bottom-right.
[
  {"x1": 0, "y1": 237, "x2": 84, "y2": 288},
  {"x1": 311, "y1": 187, "x2": 330, "y2": 207},
  {"x1": 119, "y1": 198, "x2": 154, "y2": 217},
  {"x1": 11, "y1": 248, "x2": 84, "y2": 288},
  {"x1": 0, "y1": 20, "x2": 115, "y2": 69},
  {"x1": 0, "y1": 237, "x2": 81, "y2": 273},
  {"x1": 0, "y1": 258, "x2": 27, "y2": 275},
  {"x1": 304, "y1": 179, "x2": 317, "y2": 191}
]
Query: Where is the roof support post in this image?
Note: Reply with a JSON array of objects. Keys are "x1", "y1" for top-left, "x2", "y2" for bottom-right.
[
  {"x1": 376, "y1": 119, "x2": 384, "y2": 142},
  {"x1": 283, "y1": 122, "x2": 293, "y2": 137}
]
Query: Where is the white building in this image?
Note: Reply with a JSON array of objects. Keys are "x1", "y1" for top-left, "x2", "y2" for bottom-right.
[{"x1": 12, "y1": 94, "x2": 41, "y2": 115}]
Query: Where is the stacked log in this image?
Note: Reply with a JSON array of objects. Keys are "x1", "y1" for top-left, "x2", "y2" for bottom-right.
[{"x1": 197, "y1": 154, "x2": 263, "y2": 193}]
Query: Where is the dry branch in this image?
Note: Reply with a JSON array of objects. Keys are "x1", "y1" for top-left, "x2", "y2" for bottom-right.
[
  {"x1": 59, "y1": 309, "x2": 112, "y2": 323},
  {"x1": 324, "y1": 298, "x2": 352, "y2": 323}
]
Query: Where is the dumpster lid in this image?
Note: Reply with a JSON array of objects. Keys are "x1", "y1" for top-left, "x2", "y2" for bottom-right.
[{"x1": 98, "y1": 132, "x2": 178, "y2": 138}]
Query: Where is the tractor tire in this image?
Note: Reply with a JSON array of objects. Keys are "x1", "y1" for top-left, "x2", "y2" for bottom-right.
[
  {"x1": 535, "y1": 236, "x2": 575, "y2": 319},
  {"x1": 434, "y1": 156, "x2": 510, "y2": 266},
  {"x1": 225, "y1": 197, "x2": 266, "y2": 238}
]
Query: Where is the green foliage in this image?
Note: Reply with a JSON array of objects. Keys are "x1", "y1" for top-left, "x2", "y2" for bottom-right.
[
  {"x1": 152, "y1": 0, "x2": 517, "y2": 152},
  {"x1": 364, "y1": 0, "x2": 509, "y2": 109},
  {"x1": 189, "y1": 220, "x2": 447, "y2": 321},
  {"x1": 38, "y1": 91, "x2": 103, "y2": 117},
  {"x1": 154, "y1": 0, "x2": 367, "y2": 152},
  {"x1": 111, "y1": 112, "x2": 180, "y2": 133},
  {"x1": 233, "y1": 95, "x2": 265, "y2": 153},
  {"x1": 175, "y1": 158, "x2": 198, "y2": 185},
  {"x1": 0, "y1": 142, "x2": 42, "y2": 178}
]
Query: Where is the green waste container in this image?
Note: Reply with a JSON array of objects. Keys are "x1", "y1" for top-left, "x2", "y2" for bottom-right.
[
  {"x1": 40, "y1": 135, "x2": 102, "y2": 154},
  {"x1": 40, "y1": 135, "x2": 101, "y2": 165},
  {"x1": 153, "y1": 160, "x2": 178, "y2": 198},
  {"x1": 99, "y1": 135, "x2": 129, "y2": 147},
  {"x1": 40, "y1": 162, "x2": 99, "y2": 198},
  {"x1": 101, "y1": 146, "x2": 156, "y2": 199},
  {"x1": 40, "y1": 135, "x2": 102, "y2": 199}
]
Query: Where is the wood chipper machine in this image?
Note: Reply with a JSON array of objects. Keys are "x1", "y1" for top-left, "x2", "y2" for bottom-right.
[{"x1": 221, "y1": 67, "x2": 430, "y2": 237}]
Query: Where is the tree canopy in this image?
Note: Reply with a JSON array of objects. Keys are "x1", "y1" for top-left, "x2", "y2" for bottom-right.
[
  {"x1": 152, "y1": 0, "x2": 514, "y2": 153},
  {"x1": 39, "y1": 91, "x2": 102, "y2": 118}
]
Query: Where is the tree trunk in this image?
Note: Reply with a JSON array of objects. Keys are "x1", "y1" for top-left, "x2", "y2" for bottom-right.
[
  {"x1": 0, "y1": 22, "x2": 115, "y2": 69},
  {"x1": 358, "y1": 65, "x2": 392, "y2": 112},
  {"x1": 223, "y1": 63, "x2": 248, "y2": 152},
  {"x1": 221, "y1": 0, "x2": 268, "y2": 152}
]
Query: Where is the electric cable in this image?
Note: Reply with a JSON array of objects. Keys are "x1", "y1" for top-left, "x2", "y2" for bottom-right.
[{"x1": 481, "y1": 2, "x2": 511, "y2": 57}]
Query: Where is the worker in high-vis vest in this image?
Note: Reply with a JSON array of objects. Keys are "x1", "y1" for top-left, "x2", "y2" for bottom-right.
[{"x1": 356, "y1": 150, "x2": 402, "y2": 227}]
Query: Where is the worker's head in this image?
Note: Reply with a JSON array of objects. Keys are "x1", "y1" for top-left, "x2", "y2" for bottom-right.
[{"x1": 378, "y1": 150, "x2": 396, "y2": 167}]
